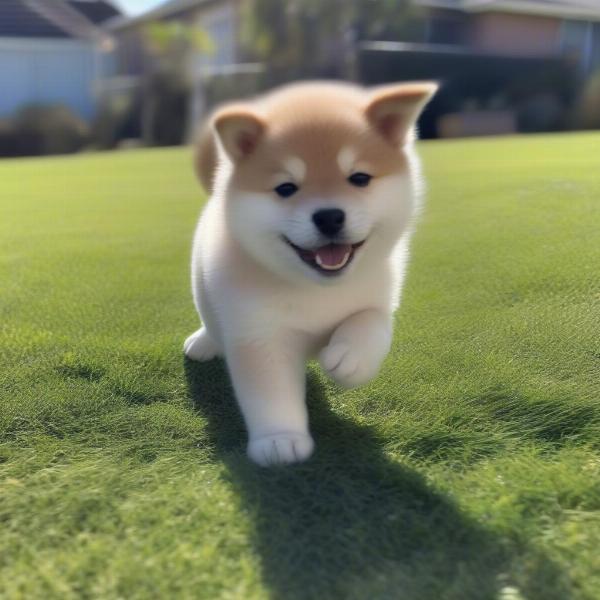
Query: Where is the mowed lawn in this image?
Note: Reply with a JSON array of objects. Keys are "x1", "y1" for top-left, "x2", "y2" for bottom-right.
[{"x1": 1, "y1": 133, "x2": 600, "y2": 600}]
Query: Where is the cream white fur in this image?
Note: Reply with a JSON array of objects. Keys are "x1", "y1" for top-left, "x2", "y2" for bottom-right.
[{"x1": 185, "y1": 98, "x2": 429, "y2": 467}]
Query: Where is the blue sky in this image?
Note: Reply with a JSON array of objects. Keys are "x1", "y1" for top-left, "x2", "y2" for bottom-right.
[{"x1": 114, "y1": 0, "x2": 166, "y2": 16}]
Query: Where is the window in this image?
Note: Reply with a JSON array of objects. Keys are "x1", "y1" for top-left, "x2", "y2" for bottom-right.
[
  {"x1": 559, "y1": 19, "x2": 600, "y2": 72},
  {"x1": 591, "y1": 22, "x2": 600, "y2": 71},
  {"x1": 426, "y1": 13, "x2": 467, "y2": 45},
  {"x1": 560, "y1": 19, "x2": 588, "y2": 58},
  {"x1": 193, "y1": 4, "x2": 236, "y2": 72}
]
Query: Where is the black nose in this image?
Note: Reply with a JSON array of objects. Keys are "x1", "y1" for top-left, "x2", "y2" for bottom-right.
[{"x1": 312, "y1": 209, "x2": 345, "y2": 237}]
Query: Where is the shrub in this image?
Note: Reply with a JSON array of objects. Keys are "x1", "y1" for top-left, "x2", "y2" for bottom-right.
[
  {"x1": 0, "y1": 120, "x2": 19, "y2": 157},
  {"x1": 92, "y1": 94, "x2": 141, "y2": 150},
  {"x1": 92, "y1": 72, "x2": 191, "y2": 149},
  {"x1": 576, "y1": 70, "x2": 600, "y2": 129},
  {"x1": 143, "y1": 70, "x2": 191, "y2": 146},
  {"x1": 0, "y1": 105, "x2": 90, "y2": 158},
  {"x1": 516, "y1": 93, "x2": 566, "y2": 133}
]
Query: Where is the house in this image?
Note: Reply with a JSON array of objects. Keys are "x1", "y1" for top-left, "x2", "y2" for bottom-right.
[
  {"x1": 105, "y1": 0, "x2": 258, "y2": 142},
  {"x1": 414, "y1": 0, "x2": 600, "y2": 71},
  {"x1": 108, "y1": 0, "x2": 600, "y2": 80},
  {"x1": 108, "y1": 0, "x2": 242, "y2": 78},
  {"x1": 105, "y1": 0, "x2": 600, "y2": 138},
  {"x1": 361, "y1": 0, "x2": 600, "y2": 135},
  {"x1": 0, "y1": 0, "x2": 121, "y2": 120}
]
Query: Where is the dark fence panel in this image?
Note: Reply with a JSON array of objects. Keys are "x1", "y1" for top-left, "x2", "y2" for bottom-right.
[{"x1": 358, "y1": 43, "x2": 579, "y2": 137}]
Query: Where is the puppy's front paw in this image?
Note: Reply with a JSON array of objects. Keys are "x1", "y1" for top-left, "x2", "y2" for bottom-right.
[
  {"x1": 184, "y1": 328, "x2": 220, "y2": 361},
  {"x1": 247, "y1": 433, "x2": 314, "y2": 467},
  {"x1": 319, "y1": 342, "x2": 382, "y2": 389}
]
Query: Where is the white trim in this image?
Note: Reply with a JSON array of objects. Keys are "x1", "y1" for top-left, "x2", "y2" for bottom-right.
[
  {"x1": 0, "y1": 36, "x2": 95, "y2": 52},
  {"x1": 414, "y1": 0, "x2": 600, "y2": 22},
  {"x1": 94, "y1": 75, "x2": 141, "y2": 93},
  {"x1": 361, "y1": 39, "x2": 566, "y2": 58},
  {"x1": 467, "y1": 1, "x2": 600, "y2": 22},
  {"x1": 192, "y1": 62, "x2": 263, "y2": 78}
]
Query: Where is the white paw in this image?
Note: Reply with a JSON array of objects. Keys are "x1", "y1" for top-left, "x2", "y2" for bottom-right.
[
  {"x1": 319, "y1": 342, "x2": 382, "y2": 389},
  {"x1": 183, "y1": 328, "x2": 220, "y2": 362},
  {"x1": 247, "y1": 433, "x2": 315, "y2": 467}
]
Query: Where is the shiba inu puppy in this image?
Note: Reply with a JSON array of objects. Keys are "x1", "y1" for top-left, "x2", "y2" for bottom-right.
[{"x1": 184, "y1": 81, "x2": 437, "y2": 466}]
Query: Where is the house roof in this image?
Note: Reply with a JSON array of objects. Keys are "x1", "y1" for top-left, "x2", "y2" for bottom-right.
[
  {"x1": 0, "y1": 0, "x2": 120, "y2": 40},
  {"x1": 0, "y1": 0, "x2": 70, "y2": 37},
  {"x1": 415, "y1": 0, "x2": 600, "y2": 20},
  {"x1": 66, "y1": 0, "x2": 121, "y2": 25}
]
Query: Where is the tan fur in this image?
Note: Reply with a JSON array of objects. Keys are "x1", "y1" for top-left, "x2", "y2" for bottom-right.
[
  {"x1": 195, "y1": 81, "x2": 437, "y2": 198},
  {"x1": 194, "y1": 121, "x2": 217, "y2": 194}
]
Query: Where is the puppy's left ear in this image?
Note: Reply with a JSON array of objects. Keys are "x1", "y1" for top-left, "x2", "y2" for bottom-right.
[{"x1": 365, "y1": 82, "x2": 438, "y2": 146}]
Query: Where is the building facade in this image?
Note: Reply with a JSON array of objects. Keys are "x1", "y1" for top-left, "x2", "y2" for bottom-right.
[{"x1": 0, "y1": 0, "x2": 120, "y2": 120}]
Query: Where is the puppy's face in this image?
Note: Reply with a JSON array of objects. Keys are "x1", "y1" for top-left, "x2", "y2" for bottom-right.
[{"x1": 208, "y1": 82, "x2": 437, "y2": 283}]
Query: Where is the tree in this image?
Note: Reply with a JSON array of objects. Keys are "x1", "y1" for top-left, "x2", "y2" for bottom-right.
[
  {"x1": 241, "y1": 0, "x2": 413, "y2": 80},
  {"x1": 140, "y1": 21, "x2": 213, "y2": 145}
]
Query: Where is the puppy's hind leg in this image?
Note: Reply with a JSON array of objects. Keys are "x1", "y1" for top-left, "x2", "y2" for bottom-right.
[{"x1": 184, "y1": 327, "x2": 221, "y2": 362}]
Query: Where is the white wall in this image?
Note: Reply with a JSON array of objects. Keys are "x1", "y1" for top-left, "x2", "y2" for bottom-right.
[{"x1": 0, "y1": 37, "x2": 108, "y2": 120}]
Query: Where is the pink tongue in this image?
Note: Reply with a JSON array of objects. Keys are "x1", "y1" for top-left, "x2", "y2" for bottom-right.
[{"x1": 314, "y1": 243, "x2": 352, "y2": 267}]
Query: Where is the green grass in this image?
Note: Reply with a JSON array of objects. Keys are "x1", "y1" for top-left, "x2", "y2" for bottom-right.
[{"x1": 1, "y1": 133, "x2": 600, "y2": 599}]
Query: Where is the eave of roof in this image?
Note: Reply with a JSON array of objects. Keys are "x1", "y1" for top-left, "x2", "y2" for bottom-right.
[
  {"x1": 28, "y1": 0, "x2": 114, "y2": 42},
  {"x1": 414, "y1": 0, "x2": 600, "y2": 21},
  {"x1": 67, "y1": 0, "x2": 121, "y2": 25},
  {"x1": 0, "y1": 0, "x2": 70, "y2": 37}
]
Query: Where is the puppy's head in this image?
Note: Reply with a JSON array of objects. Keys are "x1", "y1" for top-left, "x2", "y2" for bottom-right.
[{"x1": 198, "y1": 81, "x2": 437, "y2": 283}]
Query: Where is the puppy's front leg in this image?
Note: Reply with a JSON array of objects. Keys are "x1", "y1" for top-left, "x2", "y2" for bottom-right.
[
  {"x1": 226, "y1": 338, "x2": 314, "y2": 466},
  {"x1": 320, "y1": 309, "x2": 393, "y2": 389}
]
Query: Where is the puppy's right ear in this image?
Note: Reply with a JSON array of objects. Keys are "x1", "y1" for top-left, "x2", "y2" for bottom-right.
[{"x1": 213, "y1": 104, "x2": 265, "y2": 161}]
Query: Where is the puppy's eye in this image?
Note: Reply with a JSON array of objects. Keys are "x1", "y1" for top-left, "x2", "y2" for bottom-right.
[
  {"x1": 348, "y1": 172, "x2": 372, "y2": 187},
  {"x1": 274, "y1": 182, "x2": 299, "y2": 198}
]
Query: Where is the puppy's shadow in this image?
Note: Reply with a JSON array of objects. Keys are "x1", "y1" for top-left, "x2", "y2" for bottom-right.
[{"x1": 184, "y1": 358, "x2": 567, "y2": 600}]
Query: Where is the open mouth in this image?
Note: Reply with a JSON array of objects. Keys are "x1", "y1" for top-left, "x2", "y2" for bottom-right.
[{"x1": 284, "y1": 237, "x2": 366, "y2": 276}]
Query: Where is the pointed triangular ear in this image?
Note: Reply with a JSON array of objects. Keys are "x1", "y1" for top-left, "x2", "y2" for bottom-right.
[
  {"x1": 212, "y1": 104, "x2": 265, "y2": 161},
  {"x1": 365, "y1": 82, "x2": 438, "y2": 146}
]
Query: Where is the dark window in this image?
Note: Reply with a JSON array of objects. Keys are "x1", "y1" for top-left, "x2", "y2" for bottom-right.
[
  {"x1": 591, "y1": 22, "x2": 600, "y2": 70},
  {"x1": 427, "y1": 13, "x2": 467, "y2": 45},
  {"x1": 560, "y1": 20, "x2": 600, "y2": 72},
  {"x1": 560, "y1": 20, "x2": 588, "y2": 57}
]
